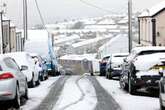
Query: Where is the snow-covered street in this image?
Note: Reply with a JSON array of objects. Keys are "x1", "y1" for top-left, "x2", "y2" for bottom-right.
[
  {"x1": 13, "y1": 75, "x2": 160, "y2": 110},
  {"x1": 96, "y1": 77, "x2": 160, "y2": 110}
]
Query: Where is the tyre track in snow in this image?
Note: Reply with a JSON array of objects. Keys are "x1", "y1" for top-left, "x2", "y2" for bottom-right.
[
  {"x1": 58, "y1": 75, "x2": 87, "y2": 110},
  {"x1": 88, "y1": 76, "x2": 121, "y2": 110},
  {"x1": 33, "y1": 76, "x2": 69, "y2": 110}
]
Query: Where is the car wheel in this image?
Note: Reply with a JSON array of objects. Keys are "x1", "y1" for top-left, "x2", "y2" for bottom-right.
[
  {"x1": 40, "y1": 73, "x2": 44, "y2": 81},
  {"x1": 109, "y1": 71, "x2": 112, "y2": 79},
  {"x1": 36, "y1": 75, "x2": 40, "y2": 86},
  {"x1": 13, "y1": 86, "x2": 20, "y2": 109},
  {"x1": 29, "y1": 75, "x2": 35, "y2": 88},
  {"x1": 128, "y1": 76, "x2": 135, "y2": 95},
  {"x1": 119, "y1": 75, "x2": 127, "y2": 90},
  {"x1": 24, "y1": 81, "x2": 28, "y2": 99}
]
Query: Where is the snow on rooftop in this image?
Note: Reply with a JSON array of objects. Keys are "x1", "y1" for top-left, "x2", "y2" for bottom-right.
[
  {"x1": 97, "y1": 19, "x2": 115, "y2": 25},
  {"x1": 54, "y1": 34, "x2": 80, "y2": 44},
  {"x1": 10, "y1": 22, "x2": 15, "y2": 27},
  {"x1": 72, "y1": 34, "x2": 113, "y2": 48},
  {"x1": 84, "y1": 25, "x2": 117, "y2": 29},
  {"x1": 51, "y1": 29, "x2": 107, "y2": 33},
  {"x1": 139, "y1": 1, "x2": 165, "y2": 17},
  {"x1": 60, "y1": 54, "x2": 96, "y2": 61},
  {"x1": 2, "y1": 15, "x2": 9, "y2": 20}
]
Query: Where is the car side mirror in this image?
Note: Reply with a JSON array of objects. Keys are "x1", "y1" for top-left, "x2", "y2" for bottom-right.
[
  {"x1": 123, "y1": 58, "x2": 127, "y2": 62},
  {"x1": 20, "y1": 65, "x2": 28, "y2": 71}
]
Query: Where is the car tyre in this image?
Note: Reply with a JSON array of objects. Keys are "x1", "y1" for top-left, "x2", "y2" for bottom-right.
[
  {"x1": 13, "y1": 86, "x2": 20, "y2": 109},
  {"x1": 36, "y1": 77, "x2": 40, "y2": 86},
  {"x1": 128, "y1": 76, "x2": 135, "y2": 95},
  {"x1": 29, "y1": 76, "x2": 35, "y2": 88},
  {"x1": 24, "y1": 82, "x2": 28, "y2": 99}
]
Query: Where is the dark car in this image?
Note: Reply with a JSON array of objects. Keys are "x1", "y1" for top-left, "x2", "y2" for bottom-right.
[
  {"x1": 99, "y1": 56, "x2": 110, "y2": 76},
  {"x1": 159, "y1": 70, "x2": 165, "y2": 110},
  {"x1": 119, "y1": 47, "x2": 165, "y2": 94},
  {"x1": 106, "y1": 53, "x2": 128, "y2": 79}
]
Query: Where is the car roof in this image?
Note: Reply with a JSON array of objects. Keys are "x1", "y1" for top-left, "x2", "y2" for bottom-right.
[
  {"x1": 0, "y1": 54, "x2": 11, "y2": 61},
  {"x1": 132, "y1": 46, "x2": 165, "y2": 53}
]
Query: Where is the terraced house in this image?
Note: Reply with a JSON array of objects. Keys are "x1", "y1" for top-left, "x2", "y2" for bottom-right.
[{"x1": 138, "y1": 1, "x2": 165, "y2": 46}]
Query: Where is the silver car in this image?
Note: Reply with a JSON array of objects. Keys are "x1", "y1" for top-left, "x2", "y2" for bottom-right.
[{"x1": 0, "y1": 55, "x2": 28, "y2": 109}]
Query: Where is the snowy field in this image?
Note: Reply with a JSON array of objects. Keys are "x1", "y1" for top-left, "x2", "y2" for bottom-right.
[
  {"x1": 22, "y1": 76, "x2": 60, "y2": 110},
  {"x1": 96, "y1": 77, "x2": 160, "y2": 110}
]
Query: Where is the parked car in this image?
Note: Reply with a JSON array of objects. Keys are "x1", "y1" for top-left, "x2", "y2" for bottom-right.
[
  {"x1": 99, "y1": 55, "x2": 110, "y2": 76},
  {"x1": 0, "y1": 55, "x2": 28, "y2": 109},
  {"x1": 106, "y1": 53, "x2": 128, "y2": 79},
  {"x1": 120, "y1": 46, "x2": 165, "y2": 94},
  {"x1": 5, "y1": 52, "x2": 40, "y2": 88},
  {"x1": 30, "y1": 53, "x2": 49, "y2": 81},
  {"x1": 159, "y1": 70, "x2": 165, "y2": 110}
]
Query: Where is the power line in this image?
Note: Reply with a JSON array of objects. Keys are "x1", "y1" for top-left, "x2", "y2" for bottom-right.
[
  {"x1": 79, "y1": 0, "x2": 115, "y2": 14},
  {"x1": 34, "y1": 0, "x2": 48, "y2": 32}
]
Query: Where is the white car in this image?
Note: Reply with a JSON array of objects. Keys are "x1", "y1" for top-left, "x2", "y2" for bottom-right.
[
  {"x1": 106, "y1": 53, "x2": 128, "y2": 79},
  {"x1": 5, "y1": 52, "x2": 40, "y2": 88},
  {"x1": 120, "y1": 46, "x2": 165, "y2": 94},
  {"x1": 0, "y1": 55, "x2": 28, "y2": 109}
]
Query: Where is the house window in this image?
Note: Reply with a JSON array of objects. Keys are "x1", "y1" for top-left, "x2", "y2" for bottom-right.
[{"x1": 157, "y1": 32, "x2": 160, "y2": 37}]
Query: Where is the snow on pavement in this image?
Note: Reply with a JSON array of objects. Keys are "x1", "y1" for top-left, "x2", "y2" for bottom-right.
[
  {"x1": 96, "y1": 77, "x2": 160, "y2": 110},
  {"x1": 53, "y1": 76, "x2": 97, "y2": 110},
  {"x1": 22, "y1": 76, "x2": 60, "y2": 110}
]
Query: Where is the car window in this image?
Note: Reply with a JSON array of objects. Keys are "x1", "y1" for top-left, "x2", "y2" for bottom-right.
[
  {"x1": 4, "y1": 58, "x2": 20, "y2": 70},
  {"x1": 138, "y1": 50, "x2": 165, "y2": 56}
]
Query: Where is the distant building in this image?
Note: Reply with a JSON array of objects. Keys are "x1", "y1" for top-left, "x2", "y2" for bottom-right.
[{"x1": 138, "y1": 1, "x2": 165, "y2": 46}]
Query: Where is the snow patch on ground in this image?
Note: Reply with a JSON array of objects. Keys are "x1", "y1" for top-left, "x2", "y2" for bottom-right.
[
  {"x1": 53, "y1": 76, "x2": 97, "y2": 110},
  {"x1": 96, "y1": 77, "x2": 160, "y2": 110},
  {"x1": 22, "y1": 76, "x2": 60, "y2": 110}
]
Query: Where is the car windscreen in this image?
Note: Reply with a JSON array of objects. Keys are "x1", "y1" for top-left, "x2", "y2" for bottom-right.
[
  {"x1": 114, "y1": 55, "x2": 128, "y2": 58},
  {"x1": 138, "y1": 50, "x2": 165, "y2": 56}
]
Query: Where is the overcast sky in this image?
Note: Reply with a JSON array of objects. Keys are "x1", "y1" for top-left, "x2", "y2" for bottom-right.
[{"x1": 3, "y1": 0, "x2": 164, "y2": 28}]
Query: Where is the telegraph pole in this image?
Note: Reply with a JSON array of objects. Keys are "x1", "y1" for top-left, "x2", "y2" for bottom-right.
[
  {"x1": 128, "y1": 0, "x2": 132, "y2": 53},
  {"x1": 23, "y1": 0, "x2": 28, "y2": 40}
]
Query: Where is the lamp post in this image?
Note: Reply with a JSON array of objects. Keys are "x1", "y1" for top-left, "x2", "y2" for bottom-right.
[
  {"x1": 128, "y1": 0, "x2": 132, "y2": 53},
  {"x1": 23, "y1": 0, "x2": 28, "y2": 40}
]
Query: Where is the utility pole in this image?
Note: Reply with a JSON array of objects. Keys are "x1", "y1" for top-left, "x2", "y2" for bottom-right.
[
  {"x1": 23, "y1": 0, "x2": 28, "y2": 40},
  {"x1": 128, "y1": 0, "x2": 132, "y2": 53}
]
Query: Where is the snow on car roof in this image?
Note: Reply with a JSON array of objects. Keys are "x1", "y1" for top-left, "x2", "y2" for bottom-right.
[
  {"x1": 4, "y1": 52, "x2": 32, "y2": 67},
  {"x1": 139, "y1": 1, "x2": 165, "y2": 17},
  {"x1": 132, "y1": 46, "x2": 165, "y2": 53}
]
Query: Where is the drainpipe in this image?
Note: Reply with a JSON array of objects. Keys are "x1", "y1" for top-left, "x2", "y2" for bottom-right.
[
  {"x1": 138, "y1": 18, "x2": 140, "y2": 44},
  {"x1": 151, "y1": 18, "x2": 156, "y2": 46}
]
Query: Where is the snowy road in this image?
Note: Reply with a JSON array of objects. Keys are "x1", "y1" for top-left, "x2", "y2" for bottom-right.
[
  {"x1": 35, "y1": 75, "x2": 120, "y2": 110},
  {"x1": 5, "y1": 75, "x2": 161, "y2": 110}
]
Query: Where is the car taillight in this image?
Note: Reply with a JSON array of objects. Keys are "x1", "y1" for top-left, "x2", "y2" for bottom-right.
[{"x1": 0, "y1": 72, "x2": 14, "y2": 80}]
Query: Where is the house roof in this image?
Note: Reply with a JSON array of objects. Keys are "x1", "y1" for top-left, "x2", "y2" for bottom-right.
[{"x1": 139, "y1": 1, "x2": 165, "y2": 17}]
